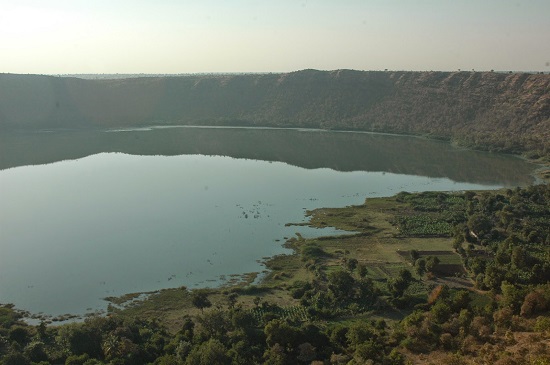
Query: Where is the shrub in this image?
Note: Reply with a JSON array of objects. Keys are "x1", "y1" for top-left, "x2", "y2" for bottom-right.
[{"x1": 534, "y1": 316, "x2": 550, "y2": 332}]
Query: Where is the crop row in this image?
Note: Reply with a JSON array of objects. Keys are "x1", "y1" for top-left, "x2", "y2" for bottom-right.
[
  {"x1": 249, "y1": 305, "x2": 310, "y2": 324},
  {"x1": 397, "y1": 215, "x2": 452, "y2": 236}
]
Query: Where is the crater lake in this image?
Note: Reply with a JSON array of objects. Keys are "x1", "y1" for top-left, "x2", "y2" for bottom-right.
[{"x1": 0, "y1": 127, "x2": 538, "y2": 318}]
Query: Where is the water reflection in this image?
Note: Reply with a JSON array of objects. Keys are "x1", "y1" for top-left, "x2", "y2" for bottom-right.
[{"x1": 0, "y1": 127, "x2": 535, "y2": 186}]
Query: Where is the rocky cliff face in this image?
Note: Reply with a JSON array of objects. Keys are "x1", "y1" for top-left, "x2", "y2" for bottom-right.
[{"x1": 1, "y1": 70, "x2": 548, "y2": 156}]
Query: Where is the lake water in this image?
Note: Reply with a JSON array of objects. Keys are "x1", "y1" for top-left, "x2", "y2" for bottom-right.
[{"x1": 0, "y1": 127, "x2": 537, "y2": 317}]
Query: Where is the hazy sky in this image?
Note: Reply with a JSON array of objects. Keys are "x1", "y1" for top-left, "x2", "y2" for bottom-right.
[{"x1": 1, "y1": 0, "x2": 549, "y2": 74}]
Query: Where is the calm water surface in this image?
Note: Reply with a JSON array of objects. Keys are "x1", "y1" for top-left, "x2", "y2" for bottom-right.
[{"x1": 0, "y1": 127, "x2": 536, "y2": 316}]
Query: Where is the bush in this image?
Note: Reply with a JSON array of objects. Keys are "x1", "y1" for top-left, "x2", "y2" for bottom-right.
[
  {"x1": 534, "y1": 316, "x2": 550, "y2": 332},
  {"x1": 301, "y1": 244, "x2": 328, "y2": 261}
]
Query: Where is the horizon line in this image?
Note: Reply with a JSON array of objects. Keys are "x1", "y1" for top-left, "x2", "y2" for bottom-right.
[{"x1": 2, "y1": 69, "x2": 548, "y2": 79}]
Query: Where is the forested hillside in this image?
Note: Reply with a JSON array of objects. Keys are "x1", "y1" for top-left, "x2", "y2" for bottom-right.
[{"x1": 1, "y1": 70, "x2": 548, "y2": 158}]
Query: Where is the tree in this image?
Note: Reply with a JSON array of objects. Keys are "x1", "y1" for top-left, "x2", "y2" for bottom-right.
[
  {"x1": 358, "y1": 277, "x2": 378, "y2": 305},
  {"x1": 398, "y1": 268, "x2": 413, "y2": 282},
  {"x1": 253, "y1": 296, "x2": 261, "y2": 308},
  {"x1": 345, "y1": 258, "x2": 358, "y2": 272},
  {"x1": 179, "y1": 316, "x2": 195, "y2": 341},
  {"x1": 468, "y1": 257, "x2": 485, "y2": 276},
  {"x1": 387, "y1": 348, "x2": 405, "y2": 365},
  {"x1": 263, "y1": 343, "x2": 287, "y2": 365},
  {"x1": 427, "y1": 285, "x2": 449, "y2": 304},
  {"x1": 264, "y1": 320, "x2": 301, "y2": 349},
  {"x1": 450, "y1": 290, "x2": 470, "y2": 312},
  {"x1": 467, "y1": 213, "x2": 492, "y2": 240},
  {"x1": 65, "y1": 354, "x2": 89, "y2": 365},
  {"x1": 24, "y1": 341, "x2": 48, "y2": 363},
  {"x1": 1, "y1": 352, "x2": 30, "y2": 365},
  {"x1": 155, "y1": 354, "x2": 181, "y2": 365},
  {"x1": 357, "y1": 264, "x2": 368, "y2": 278},
  {"x1": 56, "y1": 323, "x2": 102, "y2": 358},
  {"x1": 225, "y1": 292, "x2": 238, "y2": 309},
  {"x1": 297, "y1": 342, "x2": 316, "y2": 363},
  {"x1": 8, "y1": 326, "x2": 31, "y2": 346},
  {"x1": 500, "y1": 281, "x2": 525, "y2": 312},
  {"x1": 353, "y1": 340, "x2": 383, "y2": 363},
  {"x1": 328, "y1": 270, "x2": 355, "y2": 300},
  {"x1": 388, "y1": 269, "x2": 413, "y2": 298},
  {"x1": 410, "y1": 250, "x2": 420, "y2": 262},
  {"x1": 415, "y1": 258, "x2": 426, "y2": 276},
  {"x1": 483, "y1": 264, "x2": 504, "y2": 291},
  {"x1": 493, "y1": 307, "x2": 513, "y2": 332},
  {"x1": 345, "y1": 322, "x2": 375, "y2": 350},
  {"x1": 431, "y1": 301, "x2": 451, "y2": 323},
  {"x1": 511, "y1": 246, "x2": 527, "y2": 268},
  {"x1": 186, "y1": 338, "x2": 231, "y2": 365},
  {"x1": 192, "y1": 290, "x2": 212, "y2": 313},
  {"x1": 102, "y1": 334, "x2": 120, "y2": 360},
  {"x1": 520, "y1": 286, "x2": 550, "y2": 316},
  {"x1": 197, "y1": 310, "x2": 230, "y2": 341},
  {"x1": 425, "y1": 256, "x2": 440, "y2": 273}
]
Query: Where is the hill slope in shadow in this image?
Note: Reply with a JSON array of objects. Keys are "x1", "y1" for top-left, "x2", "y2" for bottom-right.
[{"x1": 1, "y1": 70, "x2": 548, "y2": 156}]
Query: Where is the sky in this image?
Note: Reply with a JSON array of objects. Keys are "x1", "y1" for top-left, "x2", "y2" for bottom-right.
[{"x1": 1, "y1": 0, "x2": 549, "y2": 74}]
